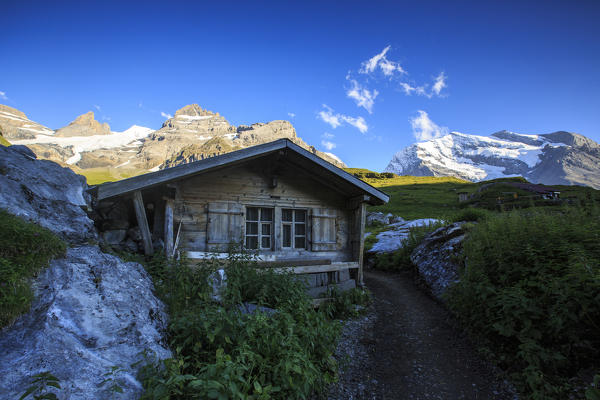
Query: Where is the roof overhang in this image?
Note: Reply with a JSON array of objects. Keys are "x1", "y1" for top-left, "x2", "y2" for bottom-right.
[{"x1": 90, "y1": 139, "x2": 389, "y2": 205}]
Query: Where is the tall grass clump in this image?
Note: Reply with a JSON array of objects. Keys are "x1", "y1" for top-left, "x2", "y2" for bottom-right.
[
  {"x1": 138, "y1": 251, "x2": 344, "y2": 399},
  {"x1": 447, "y1": 208, "x2": 600, "y2": 398},
  {"x1": 0, "y1": 210, "x2": 66, "y2": 328}
]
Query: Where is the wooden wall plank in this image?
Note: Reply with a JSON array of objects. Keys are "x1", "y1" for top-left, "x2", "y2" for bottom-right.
[{"x1": 132, "y1": 190, "x2": 153, "y2": 256}]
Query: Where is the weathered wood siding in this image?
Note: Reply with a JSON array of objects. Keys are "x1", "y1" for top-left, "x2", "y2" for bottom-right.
[{"x1": 173, "y1": 159, "x2": 354, "y2": 261}]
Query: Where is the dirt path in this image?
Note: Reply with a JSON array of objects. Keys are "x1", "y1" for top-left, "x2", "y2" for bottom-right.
[{"x1": 354, "y1": 269, "x2": 517, "y2": 400}]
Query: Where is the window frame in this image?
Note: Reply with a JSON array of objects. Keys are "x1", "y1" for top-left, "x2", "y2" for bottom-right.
[
  {"x1": 281, "y1": 208, "x2": 307, "y2": 250},
  {"x1": 245, "y1": 207, "x2": 273, "y2": 250}
]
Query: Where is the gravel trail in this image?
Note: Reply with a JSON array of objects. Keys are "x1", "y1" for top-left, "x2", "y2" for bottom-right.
[{"x1": 328, "y1": 269, "x2": 517, "y2": 400}]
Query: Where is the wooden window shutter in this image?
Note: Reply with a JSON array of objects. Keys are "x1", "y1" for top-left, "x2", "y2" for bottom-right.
[
  {"x1": 310, "y1": 208, "x2": 337, "y2": 251},
  {"x1": 206, "y1": 202, "x2": 244, "y2": 251}
]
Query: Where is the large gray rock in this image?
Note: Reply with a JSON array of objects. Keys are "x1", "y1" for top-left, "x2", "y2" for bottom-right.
[
  {"x1": 410, "y1": 223, "x2": 467, "y2": 300},
  {"x1": 0, "y1": 246, "x2": 171, "y2": 400},
  {"x1": 0, "y1": 145, "x2": 96, "y2": 243}
]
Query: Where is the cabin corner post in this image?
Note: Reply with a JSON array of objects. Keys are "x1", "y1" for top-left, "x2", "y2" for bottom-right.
[
  {"x1": 132, "y1": 190, "x2": 154, "y2": 256},
  {"x1": 164, "y1": 199, "x2": 174, "y2": 257},
  {"x1": 357, "y1": 201, "x2": 367, "y2": 287}
]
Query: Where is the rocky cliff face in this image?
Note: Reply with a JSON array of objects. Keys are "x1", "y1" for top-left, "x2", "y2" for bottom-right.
[
  {"x1": 0, "y1": 104, "x2": 54, "y2": 140},
  {"x1": 385, "y1": 130, "x2": 600, "y2": 189},
  {"x1": 0, "y1": 145, "x2": 171, "y2": 399}
]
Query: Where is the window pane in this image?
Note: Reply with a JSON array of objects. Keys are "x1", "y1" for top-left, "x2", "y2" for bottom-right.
[
  {"x1": 261, "y1": 223, "x2": 271, "y2": 235},
  {"x1": 261, "y1": 236, "x2": 271, "y2": 249},
  {"x1": 246, "y1": 222, "x2": 257, "y2": 235},
  {"x1": 282, "y1": 209, "x2": 293, "y2": 222},
  {"x1": 294, "y1": 210, "x2": 306, "y2": 222},
  {"x1": 260, "y1": 208, "x2": 273, "y2": 221},
  {"x1": 294, "y1": 236, "x2": 305, "y2": 249},
  {"x1": 246, "y1": 236, "x2": 258, "y2": 249},
  {"x1": 246, "y1": 207, "x2": 258, "y2": 221},
  {"x1": 283, "y1": 224, "x2": 291, "y2": 247},
  {"x1": 295, "y1": 223, "x2": 305, "y2": 235}
]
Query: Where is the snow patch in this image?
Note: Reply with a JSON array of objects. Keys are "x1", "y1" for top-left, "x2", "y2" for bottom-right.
[{"x1": 11, "y1": 125, "x2": 154, "y2": 166}]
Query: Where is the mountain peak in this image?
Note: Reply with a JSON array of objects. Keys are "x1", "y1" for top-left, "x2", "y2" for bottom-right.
[
  {"x1": 174, "y1": 104, "x2": 217, "y2": 118},
  {"x1": 54, "y1": 111, "x2": 111, "y2": 137}
]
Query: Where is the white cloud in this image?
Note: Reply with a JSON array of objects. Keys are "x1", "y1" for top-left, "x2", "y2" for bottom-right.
[
  {"x1": 138, "y1": 102, "x2": 143, "y2": 108},
  {"x1": 317, "y1": 105, "x2": 341, "y2": 128},
  {"x1": 317, "y1": 105, "x2": 368, "y2": 133},
  {"x1": 399, "y1": 72, "x2": 447, "y2": 98},
  {"x1": 321, "y1": 140, "x2": 336, "y2": 150},
  {"x1": 93, "y1": 104, "x2": 101, "y2": 111},
  {"x1": 320, "y1": 132, "x2": 337, "y2": 150},
  {"x1": 410, "y1": 110, "x2": 448, "y2": 142},
  {"x1": 359, "y1": 45, "x2": 405, "y2": 76},
  {"x1": 346, "y1": 78, "x2": 378, "y2": 114},
  {"x1": 161, "y1": 111, "x2": 172, "y2": 119},
  {"x1": 0, "y1": 91, "x2": 7, "y2": 100},
  {"x1": 287, "y1": 112, "x2": 296, "y2": 118},
  {"x1": 341, "y1": 115, "x2": 368, "y2": 133},
  {"x1": 432, "y1": 72, "x2": 447, "y2": 96}
]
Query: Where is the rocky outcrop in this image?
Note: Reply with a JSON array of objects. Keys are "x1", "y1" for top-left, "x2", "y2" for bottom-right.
[
  {"x1": 0, "y1": 246, "x2": 171, "y2": 400},
  {"x1": 0, "y1": 145, "x2": 171, "y2": 399},
  {"x1": 367, "y1": 218, "x2": 441, "y2": 254},
  {"x1": 410, "y1": 223, "x2": 467, "y2": 300},
  {"x1": 367, "y1": 211, "x2": 404, "y2": 226},
  {"x1": 54, "y1": 111, "x2": 111, "y2": 137},
  {"x1": 0, "y1": 145, "x2": 95, "y2": 243},
  {"x1": 0, "y1": 104, "x2": 54, "y2": 140}
]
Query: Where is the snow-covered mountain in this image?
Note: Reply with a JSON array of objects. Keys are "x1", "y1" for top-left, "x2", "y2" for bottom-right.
[{"x1": 385, "y1": 130, "x2": 600, "y2": 189}]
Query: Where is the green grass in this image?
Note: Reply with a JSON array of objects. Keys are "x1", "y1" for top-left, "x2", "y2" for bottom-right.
[
  {"x1": 0, "y1": 135, "x2": 10, "y2": 146},
  {"x1": 447, "y1": 208, "x2": 600, "y2": 398},
  {"x1": 0, "y1": 210, "x2": 66, "y2": 327},
  {"x1": 79, "y1": 167, "x2": 141, "y2": 185}
]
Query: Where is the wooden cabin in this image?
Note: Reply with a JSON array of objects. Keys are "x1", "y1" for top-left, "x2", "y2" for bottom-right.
[{"x1": 89, "y1": 139, "x2": 389, "y2": 294}]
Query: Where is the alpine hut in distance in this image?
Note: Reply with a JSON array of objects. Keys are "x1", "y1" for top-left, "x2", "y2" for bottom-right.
[{"x1": 89, "y1": 139, "x2": 389, "y2": 294}]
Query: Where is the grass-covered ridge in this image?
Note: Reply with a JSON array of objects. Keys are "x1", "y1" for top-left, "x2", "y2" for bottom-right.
[{"x1": 0, "y1": 210, "x2": 66, "y2": 327}]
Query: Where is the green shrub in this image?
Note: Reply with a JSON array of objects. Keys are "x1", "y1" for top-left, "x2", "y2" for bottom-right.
[
  {"x1": 447, "y1": 208, "x2": 600, "y2": 398},
  {"x1": 320, "y1": 287, "x2": 372, "y2": 320},
  {"x1": 138, "y1": 252, "x2": 342, "y2": 399},
  {"x1": 450, "y1": 207, "x2": 491, "y2": 222},
  {"x1": 0, "y1": 210, "x2": 66, "y2": 327}
]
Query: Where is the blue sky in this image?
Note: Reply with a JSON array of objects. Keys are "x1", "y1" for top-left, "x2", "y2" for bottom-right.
[{"x1": 2, "y1": 0, "x2": 599, "y2": 171}]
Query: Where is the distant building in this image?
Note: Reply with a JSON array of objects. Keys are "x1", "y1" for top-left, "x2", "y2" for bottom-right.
[{"x1": 506, "y1": 182, "x2": 560, "y2": 200}]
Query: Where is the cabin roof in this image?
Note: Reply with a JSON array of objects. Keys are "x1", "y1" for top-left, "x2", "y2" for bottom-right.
[{"x1": 90, "y1": 139, "x2": 389, "y2": 205}]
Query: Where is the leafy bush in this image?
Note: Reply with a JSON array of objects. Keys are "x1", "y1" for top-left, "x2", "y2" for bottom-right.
[
  {"x1": 138, "y1": 252, "x2": 342, "y2": 399},
  {"x1": 0, "y1": 210, "x2": 66, "y2": 327},
  {"x1": 450, "y1": 207, "x2": 491, "y2": 223},
  {"x1": 447, "y1": 208, "x2": 600, "y2": 398},
  {"x1": 320, "y1": 287, "x2": 372, "y2": 320}
]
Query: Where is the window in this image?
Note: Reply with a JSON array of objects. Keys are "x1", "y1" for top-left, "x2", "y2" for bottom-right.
[
  {"x1": 282, "y1": 209, "x2": 306, "y2": 249},
  {"x1": 245, "y1": 207, "x2": 273, "y2": 250}
]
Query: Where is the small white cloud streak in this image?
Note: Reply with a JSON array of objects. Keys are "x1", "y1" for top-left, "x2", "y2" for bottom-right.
[
  {"x1": 400, "y1": 72, "x2": 447, "y2": 98},
  {"x1": 322, "y1": 132, "x2": 334, "y2": 139},
  {"x1": 341, "y1": 115, "x2": 368, "y2": 133},
  {"x1": 359, "y1": 45, "x2": 405, "y2": 76},
  {"x1": 287, "y1": 112, "x2": 296, "y2": 118},
  {"x1": 93, "y1": 104, "x2": 101, "y2": 111},
  {"x1": 0, "y1": 91, "x2": 7, "y2": 100},
  {"x1": 321, "y1": 140, "x2": 336, "y2": 150},
  {"x1": 410, "y1": 110, "x2": 448, "y2": 142},
  {"x1": 432, "y1": 72, "x2": 447, "y2": 96},
  {"x1": 317, "y1": 105, "x2": 368, "y2": 133},
  {"x1": 318, "y1": 105, "x2": 341, "y2": 128},
  {"x1": 346, "y1": 78, "x2": 378, "y2": 114},
  {"x1": 161, "y1": 111, "x2": 172, "y2": 119}
]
